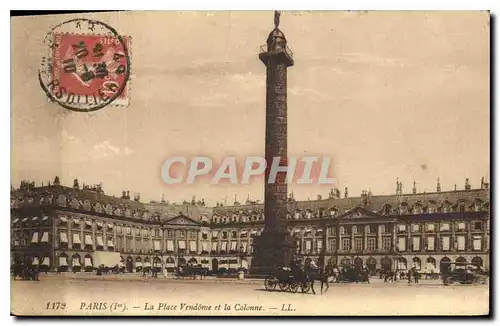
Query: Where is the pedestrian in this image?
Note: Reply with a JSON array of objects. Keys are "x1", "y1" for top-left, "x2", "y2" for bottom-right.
[
  {"x1": 407, "y1": 269, "x2": 412, "y2": 283},
  {"x1": 413, "y1": 267, "x2": 419, "y2": 283}
]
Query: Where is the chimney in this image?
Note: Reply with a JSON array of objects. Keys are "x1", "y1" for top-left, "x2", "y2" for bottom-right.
[
  {"x1": 122, "y1": 190, "x2": 126, "y2": 199},
  {"x1": 126, "y1": 190, "x2": 130, "y2": 199},
  {"x1": 412, "y1": 181, "x2": 417, "y2": 194},
  {"x1": 73, "y1": 179, "x2": 79, "y2": 190},
  {"x1": 53, "y1": 176, "x2": 60, "y2": 186},
  {"x1": 344, "y1": 187, "x2": 348, "y2": 198},
  {"x1": 481, "y1": 177, "x2": 485, "y2": 189},
  {"x1": 436, "y1": 178, "x2": 441, "y2": 192},
  {"x1": 465, "y1": 178, "x2": 471, "y2": 191}
]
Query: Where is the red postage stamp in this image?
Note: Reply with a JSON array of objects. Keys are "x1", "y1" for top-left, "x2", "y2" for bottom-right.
[{"x1": 50, "y1": 33, "x2": 131, "y2": 107}]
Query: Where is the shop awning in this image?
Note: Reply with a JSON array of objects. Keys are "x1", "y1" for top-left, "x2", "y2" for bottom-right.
[
  {"x1": 40, "y1": 232, "x2": 49, "y2": 243},
  {"x1": 42, "y1": 216, "x2": 48, "y2": 221},
  {"x1": 154, "y1": 240, "x2": 161, "y2": 251},
  {"x1": 73, "y1": 219, "x2": 80, "y2": 225},
  {"x1": 60, "y1": 232, "x2": 68, "y2": 243},
  {"x1": 73, "y1": 233, "x2": 81, "y2": 244},
  {"x1": 189, "y1": 241, "x2": 196, "y2": 252},
  {"x1": 32, "y1": 257, "x2": 39, "y2": 265},
  {"x1": 84, "y1": 257, "x2": 93, "y2": 267},
  {"x1": 211, "y1": 242, "x2": 218, "y2": 251},
  {"x1": 41, "y1": 257, "x2": 50, "y2": 266},
  {"x1": 85, "y1": 234, "x2": 93, "y2": 245},
  {"x1": 96, "y1": 222, "x2": 103, "y2": 228},
  {"x1": 135, "y1": 262, "x2": 143, "y2": 267},
  {"x1": 240, "y1": 231, "x2": 248, "y2": 237},
  {"x1": 21, "y1": 218, "x2": 28, "y2": 222},
  {"x1": 72, "y1": 257, "x2": 81, "y2": 266},
  {"x1": 118, "y1": 262, "x2": 125, "y2": 268},
  {"x1": 31, "y1": 232, "x2": 39, "y2": 243},
  {"x1": 96, "y1": 236, "x2": 104, "y2": 247},
  {"x1": 32, "y1": 216, "x2": 38, "y2": 221},
  {"x1": 85, "y1": 220, "x2": 92, "y2": 227},
  {"x1": 167, "y1": 240, "x2": 174, "y2": 251},
  {"x1": 107, "y1": 239, "x2": 114, "y2": 247},
  {"x1": 178, "y1": 240, "x2": 186, "y2": 250},
  {"x1": 144, "y1": 262, "x2": 152, "y2": 268},
  {"x1": 60, "y1": 216, "x2": 68, "y2": 223},
  {"x1": 12, "y1": 218, "x2": 19, "y2": 224},
  {"x1": 107, "y1": 224, "x2": 113, "y2": 230},
  {"x1": 59, "y1": 257, "x2": 68, "y2": 266},
  {"x1": 251, "y1": 230, "x2": 257, "y2": 235}
]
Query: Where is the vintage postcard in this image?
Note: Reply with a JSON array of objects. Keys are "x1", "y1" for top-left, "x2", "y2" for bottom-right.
[{"x1": 10, "y1": 11, "x2": 490, "y2": 316}]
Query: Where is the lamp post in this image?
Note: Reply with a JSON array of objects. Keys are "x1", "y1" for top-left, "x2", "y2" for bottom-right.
[{"x1": 239, "y1": 244, "x2": 244, "y2": 269}]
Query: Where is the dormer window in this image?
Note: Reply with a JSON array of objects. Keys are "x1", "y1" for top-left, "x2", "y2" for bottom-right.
[
  {"x1": 440, "y1": 223, "x2": 450, "y2": 231},
  {"x1": 340, "y1": 226, "x2": 346, "y2": 235},
  {"x1": 352, "y1": 226, "x2": 358, "y2": 234}
]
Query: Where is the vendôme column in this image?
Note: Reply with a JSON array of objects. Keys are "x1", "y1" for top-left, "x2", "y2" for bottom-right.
[{"x1": 250, "y1": 11, "x2": 297, "y2": 274}]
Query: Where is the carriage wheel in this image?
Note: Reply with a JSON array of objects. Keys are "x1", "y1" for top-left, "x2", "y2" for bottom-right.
[
  {"x1": 300, "y1": 281, "x2": 311, "y2": 293},
  {"x1": 264, "y1": 277, "x2": 276, "y2": 291},
  {"x1": 288, "y1": 281, "x2": 299, "y2": 293},
  {"x1": 279, "y1": 281, "x2": 289, "y2": 292}
]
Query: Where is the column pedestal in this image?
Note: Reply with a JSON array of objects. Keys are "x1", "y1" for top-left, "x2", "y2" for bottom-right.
[{"x1": 249, "y1": 230, "x2": 296, "y2": 276}]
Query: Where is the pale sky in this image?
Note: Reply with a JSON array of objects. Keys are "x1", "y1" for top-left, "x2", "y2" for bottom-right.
[{"x1": 11, "y1": 11, "x2": 490, "y2": 205}]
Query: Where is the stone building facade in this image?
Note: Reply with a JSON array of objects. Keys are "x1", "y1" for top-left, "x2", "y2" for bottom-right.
[{"x1": 11, "y1": 178, "x2": 490, "y2": 274}]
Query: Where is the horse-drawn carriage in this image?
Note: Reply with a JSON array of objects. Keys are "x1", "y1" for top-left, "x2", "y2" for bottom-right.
[
  {"x1": 264, "y1": 266, "x2": 328, "y2": 294},
  {"x1": 174, "y1": 265, "x2": 208, "y2": 280},
  {"x1": 442, "y1": 264, "x2": 488, "y2": 285},
  {"x1": 331, "y1": 265, "x2": 369, "y2": 283},
  {"x1": 12, "y1": 263, "x2": 39, "y2": 281}
]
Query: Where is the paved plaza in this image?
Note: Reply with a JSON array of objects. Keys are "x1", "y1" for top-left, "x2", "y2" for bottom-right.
[{"x1": 11, "y1": 274, "x2": 489, "y2": 316}]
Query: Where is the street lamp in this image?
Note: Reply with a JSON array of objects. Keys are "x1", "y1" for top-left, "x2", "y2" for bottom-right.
[{"x1": 239, "y1": 244, "x2": 244, "y2": 269}]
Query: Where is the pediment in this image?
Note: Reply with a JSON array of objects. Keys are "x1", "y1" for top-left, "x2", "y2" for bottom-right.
[
  {"x1": 165, "y1": 214, "x2": 200, "y2": 226},
  {"x1": 339, "y1": 206, "x2": 381, "y2": 220}
]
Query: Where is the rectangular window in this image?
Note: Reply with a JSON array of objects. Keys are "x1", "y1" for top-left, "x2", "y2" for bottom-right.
[
  {"x1": 427, "y1": 237, "x2": 435, "y2": 251},
  {"x1": 412, "y1": 237, "x2": 420, "y2": 251},
  {"x1": 328, "y1": 227, "x2": 335, "y2": 236},
  {"x1": 305, "y1": 240, "x2": 312, "y2": 252},
  {"x1": 383, "y1": 237, "x2": 392, "y2": 251},
  {"x1": 342, "y1": 238, "x2": 350, "y2": 251},
  {"x1": 380, "y1": 224, "x2": 386, "y2": 233},
  {"x1": 457, "y1": 222, "x2": 466, "y2": 231},
  {"x1": 411, "y1": 224, "x2": 419, "y2": 232},
  {"x1": 440, "y1": 223, "x2": 450, "y2": 231},
  {"x1": 397, "y1": 237, "x2": 406, "y2": 251},
  {"x1": 457, "y1": 236, "x2": 466, "y2": 251},
  {"x1": 329, "y1": 239, "x2": 336, "y2": 252},
  {"x1": 442, "y1": 236, "x2": 450, "y2": 251},
  {"x1": 316, "y1": 240, "x2": 322, "y2": 253},
  {"x1": 426, "y1": 223, "x2": 435, "y2": 232},
  {"x1": 473, "y1": 237, "x2": 482, "y2": 251},
  {"x1": 354, "y1": 238, "x2": 363, "y2": 251},
  {"x1": 367, "y1": 237, "x2": 376, "y2": 251},
  {"x1": 474, "y1": 222, "x2": 482, "y2": 231},
  {"x1": 398, "y1": 224, "x2": 406, "y2": 232}
]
